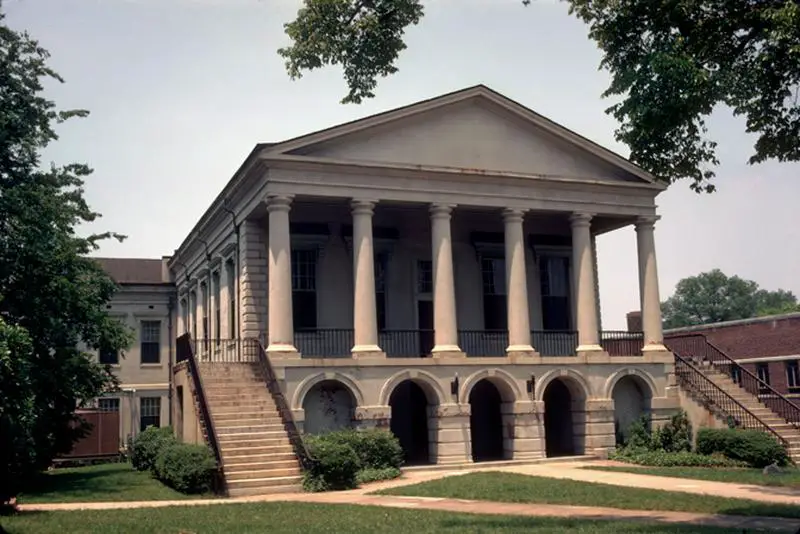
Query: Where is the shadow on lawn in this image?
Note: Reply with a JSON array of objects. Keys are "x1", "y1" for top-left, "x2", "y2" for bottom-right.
[{"x1": 18, "y1": 464, "x2": 148, "y2": 503}]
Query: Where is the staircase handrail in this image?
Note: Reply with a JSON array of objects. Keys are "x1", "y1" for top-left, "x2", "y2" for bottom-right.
[
  {"x1": 673, "y1": 351, "x2": 790, "y2": 449},
  {"x1": 176, "y1": 334, "x2": 225, "y2": 486},
  {"x1": 249, "y1": 338, "x2": 316, "y2": 470},
  {"x1": 666, "y1": 333, "x2": 800, "y2": 428}
]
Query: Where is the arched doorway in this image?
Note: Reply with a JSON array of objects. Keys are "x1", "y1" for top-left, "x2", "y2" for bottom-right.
[
  {"x1": 543, "y1": 377, "x2": 585, "y2": 457},
  {"x1": 302, "y1": 380, "x2": 356, "y2": 435},
  {"x1": 469, "y1": 379, "x2": 505, "y2": 462},
  {"x1": 389, "y1": 380, "x2": 431, "y2": 465},
  {"x1": 612, "y1": 375, "x2": 652, "y2": 445}
]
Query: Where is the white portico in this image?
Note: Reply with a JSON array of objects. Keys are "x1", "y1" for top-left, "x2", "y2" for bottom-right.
[{"x1": 171, "y1": 85, "x2": 677, "y2": 465}]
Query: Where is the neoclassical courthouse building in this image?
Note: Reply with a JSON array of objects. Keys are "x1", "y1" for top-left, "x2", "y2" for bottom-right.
[{"x1": 100, "y1": 86, "x2": 678, "y2": 470}]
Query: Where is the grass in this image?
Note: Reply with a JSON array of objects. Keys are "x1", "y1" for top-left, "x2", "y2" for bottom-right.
[
  {"x1": 1, "y1": 502, "x2": 742, "y2": 533},
  {"x1": 377, "y1": 471, "x2": 800, "y2": 519},
  {"x1": 17, "y1": 462, "x2": 208, "y2": 504},
  {"x1": 584, "y1": 465, "x2": 800, "y2": 489}
]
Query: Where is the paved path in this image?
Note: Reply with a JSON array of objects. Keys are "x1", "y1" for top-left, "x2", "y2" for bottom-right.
[{"x1": 17, "y1": 460, "x2": 800, "y2": 532}]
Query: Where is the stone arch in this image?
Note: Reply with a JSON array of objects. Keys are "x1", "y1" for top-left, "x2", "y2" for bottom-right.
[
  {"x1": 535, "y1": 368, "x2": 591, "y2": 403},
  {"x1": 291, "y1": 371, "x2": 365, "y2": 411},
  {"x1": 606, "y1": 369, "x2": 656, "y2": 445},
  {"x1": 459, "y1": 368, "x2": 521, "y2": 405},
  {"x1": 602, "y1": 368, "x2": 658, "y2": 400},
  {"x1": 378, "y1": 369, "x2": 447, "y2": 407},
  {"x1": 539, "y1": 369, "x2": 589, "y2": 458}
]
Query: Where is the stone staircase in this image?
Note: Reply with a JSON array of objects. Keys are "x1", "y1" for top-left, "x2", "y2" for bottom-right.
[
  {"x1": 201, "y1": 362, "x2": 303, "y2": 496},
  {"x1": 692, "y1": 361, "x2": 800, "y2": 462}
]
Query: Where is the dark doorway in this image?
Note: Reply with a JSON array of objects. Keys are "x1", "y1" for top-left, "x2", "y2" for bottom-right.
[
  {"x1": 544, "y1": 379, "x2": 575, "y2": 457},
  {"x1": 176, "y1": 386, "x2": 184, "y2": 441},
  {"x1": 389, "y1": 380, "x2": 431, "y2": 464},
  {"x1": 417, "y1": 300, "x2": 434, "y2": 357},
  {"x1": 469, "y1": 380, "x2": 505, "y2": 462}
]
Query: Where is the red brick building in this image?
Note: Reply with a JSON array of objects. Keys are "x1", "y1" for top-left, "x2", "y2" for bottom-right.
[{"x1": 627, "y1": 311, "x2": 800, "y2": 399}]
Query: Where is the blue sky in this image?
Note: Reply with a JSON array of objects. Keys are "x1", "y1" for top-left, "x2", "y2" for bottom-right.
[{"x1": 5, "y1": 0, "x2": 799, "y2": 329}]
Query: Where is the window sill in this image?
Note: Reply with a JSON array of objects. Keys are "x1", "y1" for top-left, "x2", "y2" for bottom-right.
[{"x1": 140, "y1": 363, "x2": 164, "y2": 368}]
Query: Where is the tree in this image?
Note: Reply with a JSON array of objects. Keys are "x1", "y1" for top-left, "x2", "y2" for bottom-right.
[
  {"x1": 0, "y1": 7, "x2": 131, "y2": 507},
  {"x1": 661, "y1": 269, "x2": 798, "y2": 328},
  {"x1": 278, "y1": 1, "x2": 800, "y2": 193}
]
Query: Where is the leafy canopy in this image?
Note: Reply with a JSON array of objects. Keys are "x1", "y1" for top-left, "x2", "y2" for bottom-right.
[
  {"x1": 0, "y1": 6, "x2": 131, "y2": 504},
  {"x1": 278, "y1": 0, "x2": 800, "y2": 192},
  {"x1": 661, "y1": 269, "x2": 798, "y2": 329}
]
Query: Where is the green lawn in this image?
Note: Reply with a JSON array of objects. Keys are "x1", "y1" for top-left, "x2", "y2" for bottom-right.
[
  {"x1": 17, "y1": 462, "x2": 207, "y2": 504},
  {"x1": 1, "y1": 502, "x2": 742, "y2": 533},
  {"x1": 377, "y1": 471, "x2": 800, "y2": 519},
  {"x1": 584, "y1": 465, "x2": 800, "y2": 489}
]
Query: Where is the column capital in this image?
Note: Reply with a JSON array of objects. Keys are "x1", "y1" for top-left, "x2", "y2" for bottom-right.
[
  {"x1": 569, "y1": 212, "x2": 594, "y2": 227},
  {"x1": 351, "y1": 199, "x2": 377, "y2": 216},
  {"x1": 502, "y1": 208, "x2": 527, "y2": 223},
  {"x1": 430, "y1": 203, "x2": 455, "y2": 219},
  {"x1": 635, "y1": 215, "x2": 661, "y2": 231},
  {"x1": 266, "y1": 195, "x2": 293, "y2": 212}
]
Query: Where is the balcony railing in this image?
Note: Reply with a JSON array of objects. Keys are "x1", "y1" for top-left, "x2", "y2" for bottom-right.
[
  {"x1": 191, "y1": 338, "x2": 259, "y2": 363},
  {"x1": 600, "y1": 330, "x2": 644, "y2": 356},
  {"x1": 532, "y1": 330, "x2": 578, "y2": 356},
  {"x1": 459, "y1": 330, "x2": 508, "y2": 357},
  {"x1": 380, "y1": 330, "x2": 431, "y2": 358},
  {"x1": 294, "y1": 329, "x2": 354, "y2": 358}
]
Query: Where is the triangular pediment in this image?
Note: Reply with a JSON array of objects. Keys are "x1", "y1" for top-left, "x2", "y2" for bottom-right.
[{"x1": 264, "y1": 86, "x2": 659, "y2": 187}]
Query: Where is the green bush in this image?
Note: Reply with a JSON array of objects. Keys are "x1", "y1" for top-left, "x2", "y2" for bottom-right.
[
  {"x1": 303, "y1": 436, "x2": 360, "y2": 492},
  {"x1": 355, "y1": 466, "x2": 402, "y2": 485},
  {"x1": 324, "y1": 429, "x2": 404, "y2": 470},
  {"x1": 129, "y1": 426, "x2": 175, "y2": 472},
  {"x1": 154, "y1": 443, "x2": 217, "y2": 494},
  {"x1": 610, "y1": 448, "x2": 748, "y2": 468},
  {"x1": 619, "y1": 411, "x2": 692, "y2": 453},
  {"x1": 696, "y1": 428, "x2": 789, "y2": 467}
]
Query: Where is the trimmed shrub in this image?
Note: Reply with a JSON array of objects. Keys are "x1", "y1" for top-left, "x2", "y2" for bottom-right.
[
  {"x1": 154, "y1": 443, "x2": 217, "y2": 494},
  {"x1": 610, "y1": 449, "x2": 748, "y2": 468},
  {"x1": 696, "y1": 428, "x2": 789, "y2": 467},
  {"x1": 324, "y1": 429, "x2": 404, "y2": 470},
  {"x1": 129, "y1": 426, "x2": 176, "y2": 472},
  {"x1": 303, "y1": 435, "x2": 360, "y2": 492},
  {"x1": 355, "y1": 466, "x2": 402, "y2": 485},
  {"x1": 652, "y1": 411, "x2": 692, "y2": 453}
]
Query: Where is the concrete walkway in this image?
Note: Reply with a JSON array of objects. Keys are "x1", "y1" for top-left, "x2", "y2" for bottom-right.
[{"x1": 17, "y1": 460, "x2": 800, "y2": 532}]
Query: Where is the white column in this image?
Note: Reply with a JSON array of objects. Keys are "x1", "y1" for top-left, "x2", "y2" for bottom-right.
[
  {"x1": 266, "y1": 195, "x2": 297, "y2": 354},
  {"x1": 351, "y1": 199, "x2": 382, "y2": 355},
  {"x1": 430, "y1": 204, "x2": 462, "y2": 355},
  {"x1": 636, "y1": 215, "x2": 666, "y2": 351},
  {"x1": 503, "y1": 208, "x2": 534, "y2": 353},
  {"x1": 570, "y1": 212, "x2": 602, "y2": 352}
]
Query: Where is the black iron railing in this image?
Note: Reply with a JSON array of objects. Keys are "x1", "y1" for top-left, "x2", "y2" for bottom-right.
[
  {"x1": 294, "y1": 329, "x2": 353, "y2": 358},
  {"x1": 459, "y1": 330, "x2": 508, "y2": 357},
  {"x1": 192, "y1": 338, "x2": 257, "y2": 363},
  {"x1": 249, "y1": 338, "x2": 315, "y2": 470},
  {"x1": 380, "y1": 330, "x2": 432, "y2": 357},
  {"x1": 666, "y1": 333, "x2": 800, "y2": 428},
  {"x1": 175, "y1": 334, "x2": 225, "y2": 491},
  {"x1": 532, "y1": 330, "x2": 578, "y2": 356},
  {"x1": 601, "y1": 330, "x2": 644, "y2": 356},
  {"x1": 673, "y1": 351, "x2": 790, "y2": 449}
]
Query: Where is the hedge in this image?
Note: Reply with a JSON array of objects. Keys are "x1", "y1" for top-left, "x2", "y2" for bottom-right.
[
  {"x1": 610, "y1": 448, "x2": 748, "y2": 468},
  {"x1": 695, "y1": 428, "x2": 790, "y2": 468},
  {"x1": 154, "y1": 443, "x2": 217, "y2": 494},
  {"x1": 129, "y1": 426, "x2": 176, "y2": 472}
]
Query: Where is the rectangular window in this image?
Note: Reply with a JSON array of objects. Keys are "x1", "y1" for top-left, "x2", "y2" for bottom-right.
[
  {"x1": 539, "y1": 254, "x2": 571, "y2": 330},
  {"x1": 140, "y1": 320, "x2": 161, "y2": 364},
  {"x1": 212, "y1": 270, "x2": 221, "y2": 343},
  {"x1": 292, "y1": 249, "x2": 317, "y2": 329},
  {"x1": 375, "y1": 254, "x2": 387, "y2": 331},
  {"x1": 139, "y1": 397, "x2": 161, "y2": 431},
  {"x1": 417, "y1": 260, "x2": 433, "y2": 294},
  {"x1": 98, "y1": 347, "x2": 119, "y2": 365},
  {"x1": 226, "y1": 259, "x2": 236, "y2": 338},
  {"x1": 98, "y1": 398, "x2": 120, "y2": 412},
  {"x1": 756, "y1": 362, "x2": 770, "y2": 389},
  {"x1": 786, "y1": 360, "x2": 800, "y2": 391},
  {"x1": 481, "y1": 256, "x2": 507, "y2": 330},
  {"x1": 200, "y1": 282, "x2": 209, "y2": 348}
]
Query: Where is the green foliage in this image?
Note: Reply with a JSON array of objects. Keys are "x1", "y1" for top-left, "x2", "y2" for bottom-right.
[
  {"x1": 153, "y1": 444, "x2": 217, "y2": 494},
  {"x1": 695, "y1": 428, "x2": 790, "y2": 468},
  {"x1": 280, "y1": 1, "x2": 800, "y2": 192},
  {"x1": 0, "y1": 10, "x2": 133, "y2": 505},
  {"x1": 303, "y1": 435, "x2": 361, "y2": 492},
  {"x1": 609, "y1": 449, "x2": 748, "y2": 468},
  {"x1": 662, "y1": 269, "x2": 798, "y2": 328},
  {"x1": 355, "y1": 466, "x2": 402, "y2": 485},
  {"x1": 129, "y1": 427, "x2": 176, "y2": 473},
  {"x1": 321, "y1": 429, "x2": 404, "y2": 470},
  {"x1": 619, "y1": 412, "x2": 692, "y2": 453}
]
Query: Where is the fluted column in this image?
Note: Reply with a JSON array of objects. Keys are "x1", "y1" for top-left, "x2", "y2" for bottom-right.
[
  {"x1": 351, "y1": 199, "x2": 383, "y2": 356},
  {"x1": 570, "y1": 212, "x2": 602, "y2": 352},
  {"x1": 430, "y1": 204, "x2": 462, "y2": 356},
  {"x1": 636, "y1": 215, "x2": 666, "y2": 351},
  {"x1": 266, "y1": 195, "x2": 297, "y2": 354},
  {"x1": 503, "y1": 208, "x2": 534, "y2": 354}
]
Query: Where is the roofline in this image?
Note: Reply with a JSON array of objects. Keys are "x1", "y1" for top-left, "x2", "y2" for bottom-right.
[{"x1": 664, "y1": 312, "x2": 800, "y2": 334}]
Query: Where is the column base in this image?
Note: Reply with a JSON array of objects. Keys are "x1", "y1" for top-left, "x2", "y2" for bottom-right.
[
  {"x1": 351, "y1": 345, "x2": 386, "y2": 359},
  {"x1": 266, "y1": 343, "x2": 300, "y2": 359},
  {"x1": 576, "y1": 344, "x2": 603, "y2": 352},
  {"x1": 642, "y1": 343, "x2": 668, "y2": 352},
  {"x1": 431, "y1": 345, "x2": 465, "y2": 358},
  {"x1": 506, "y1": 345, "x2": 537, "y2": 359}
]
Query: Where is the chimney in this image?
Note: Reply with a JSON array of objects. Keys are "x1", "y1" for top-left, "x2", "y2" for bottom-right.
[
  {"x1": 626, "y1": 311, "x2": 642, "y2": 332},
  {"x1": 161, "y1": 256, "x2": 173, "y2": 283}
]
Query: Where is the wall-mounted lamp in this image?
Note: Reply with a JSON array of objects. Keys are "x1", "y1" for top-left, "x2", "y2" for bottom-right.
[
  {"x1": 526, "y1": 374, "x2": 535, "y2": 400},
  {"x1": 450, "y1": 373, "x2": 459, "y2": 397}
]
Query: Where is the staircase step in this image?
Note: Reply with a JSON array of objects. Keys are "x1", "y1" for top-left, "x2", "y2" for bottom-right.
[
  {"x1": 224, "y1": 452, "x2": 298, "y2": 464},
  {"x1": 224, "y1": 459, "x2": 299, "y2": 472},
  {"x1": 219, "y1": 436, "x2": 291, "y2": 448},
  {"x1": 226, "y1": 475, "x2": 303, "y2": 490},
  {"x1": 226, "y1": 467, "x2": 302, "y2": 481},
  {"x1": 220, "y1": 444, "x2": 295, "y2": 455},
  {"x1": 227, "y1": 483, "x2": 302, "y2": 497},
  {"x1": 216, "y1": 424, "x2": 287, "y2": 434},
  {"x1": 218, "y1": 428, "x2": 290, "y2": 438}
]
